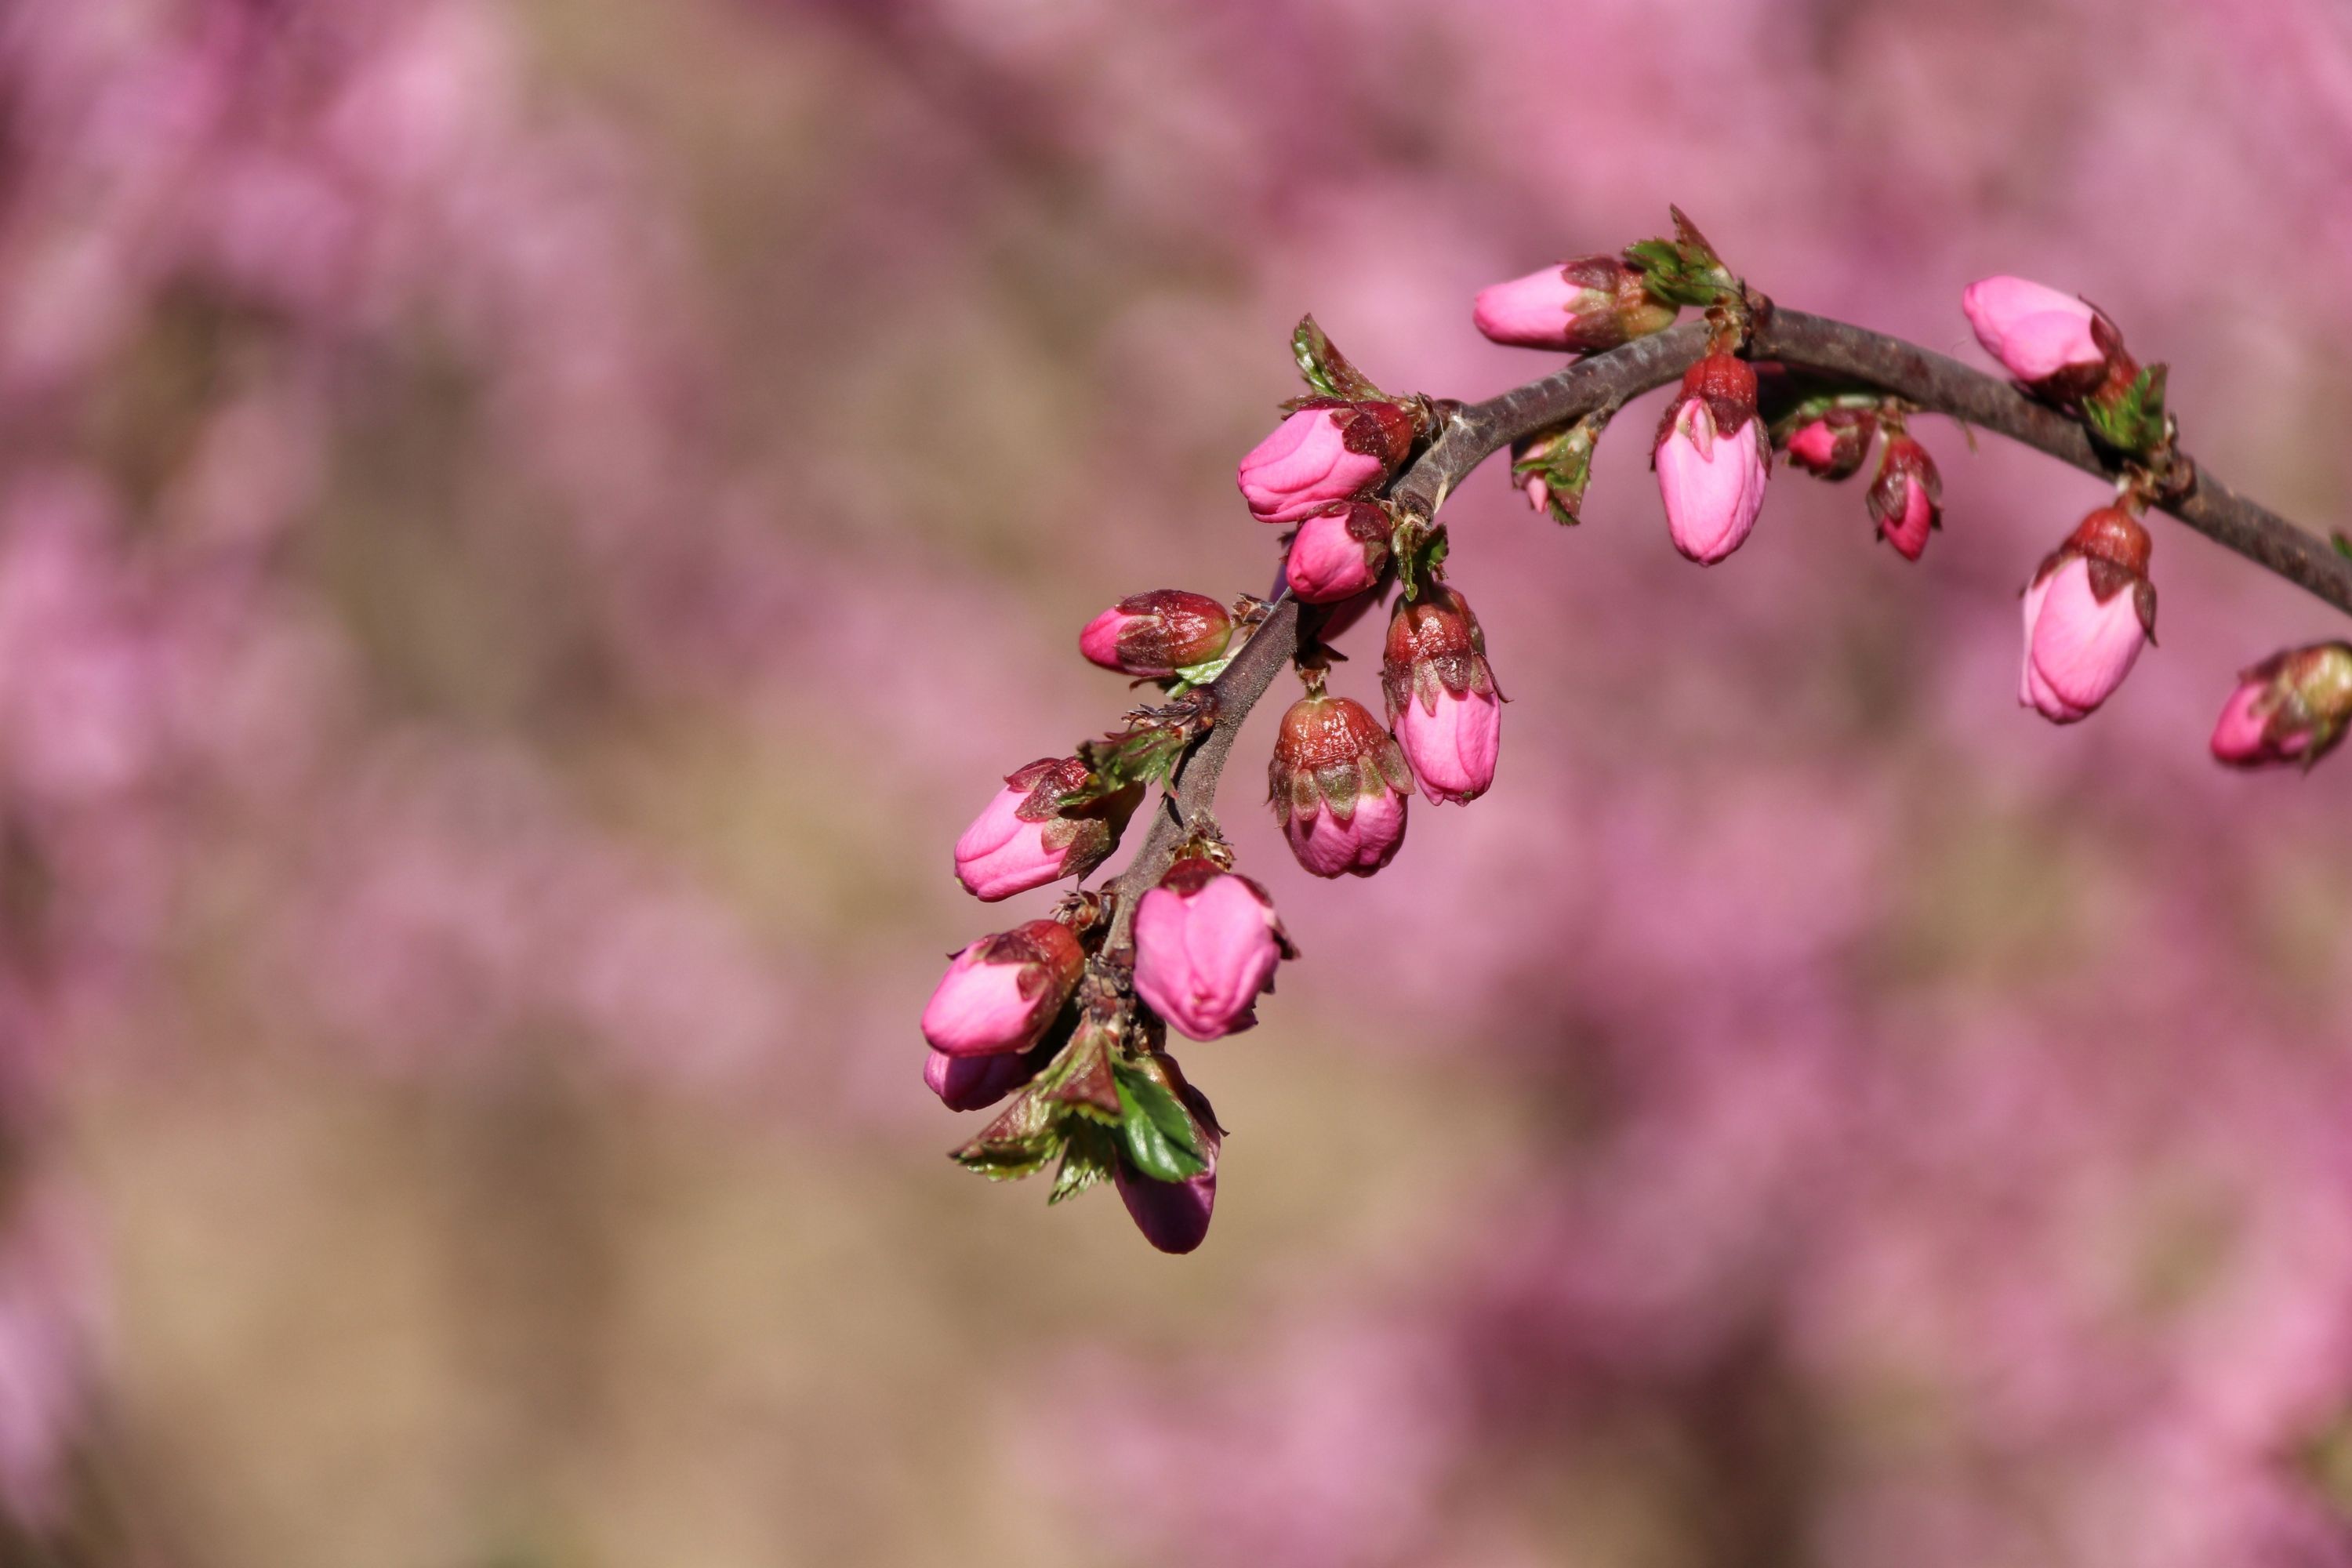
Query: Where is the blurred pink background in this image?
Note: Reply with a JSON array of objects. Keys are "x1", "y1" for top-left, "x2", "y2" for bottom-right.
[{"x1": 4, "y1": 1, "x2": 2352, "y2": 1563}]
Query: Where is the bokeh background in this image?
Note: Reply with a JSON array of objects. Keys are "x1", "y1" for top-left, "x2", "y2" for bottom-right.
[{"x1": 4, "y1": 1, "x2": 2352, "y2": 1564}]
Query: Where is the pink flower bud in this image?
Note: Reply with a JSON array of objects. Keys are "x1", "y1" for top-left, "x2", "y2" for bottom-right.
[
  {"x1": 1962, "y1": 276, "x2": 2107, "y2": 389},
  {"x1": 954, "y1": 757, "x2": 1142, "y2": 902},
  {"x1": 1112, "y1": 1065, "x2": 1221, "y2": 1254},
  {"x1": 1079, "y1": 590, "x2": 1233, "y2": 677},
  {"x1": 1867, "y1": 435, "x2": 1942, "y2": 561},
  {"x1": 1472, "y1": 256, "x2": 1678, "y2": 353},
  {"x1": 2209, "y1": 643, "x2": 2352, "y2": 769},
  {"x1": 1237, "y1": 401, "x2": 1417, "y2": 524},
  {"x1": 1381, "y1": 584, "x2": 1503, "y2": 805},
  {"x1": 2019, "y1": 508, "x2": 2156, "y2": 724},
  {"x1": 1133, "y1": 858, "x2": 1295, "y2": 1041},
  {"x1": 1269, "y1": 691, "x2": 1412, "y2": 877},
  {"x1": 1285, "y1": 503, "x2": 1392, "y2": 604},
  {"x1": 920, "y1": 918, "x2": 1085, "y2": 1057},
  {"x1": 1653, "y1": 353, "x2": 1770, "y2": 564},
  {"x1": 1786, "y1": 409, "x2": 1876, "y2": 481},
  {"x1": 924, "y1": 1045, "x2": 1038, "y2": 1112}
]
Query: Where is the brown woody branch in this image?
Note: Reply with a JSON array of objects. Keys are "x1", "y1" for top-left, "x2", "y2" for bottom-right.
[{"x1": 1104, "y1": 307, "x2": 2352, "y2": 945}]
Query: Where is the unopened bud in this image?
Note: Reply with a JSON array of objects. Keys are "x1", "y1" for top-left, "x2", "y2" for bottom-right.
[
  {"x1": 1112, "y1": 1060, "x2": 1221, "y2": 1254},
  {"x1": 1285, "y1": 503, "x2": 1392, "y2": 603},
  {"x1": 1381, "y1": 584, "x2": 1503, "y2": 806},
  {"x1": 1133, "y1": 858, "x2": 1295, "y2": 1041},
  {"x1": 1962, "y1": 276, "x2": 2111, "y2": 397},
  {"x1": 1867, "y1": 435, "x2": 1942, "y2": 561},
  {"x1": 1269, "y1": 691, "x2": 1412, "y2": 877},
  {"x1": 2020, "y1": 507, "x2": 2155, "y2": 724},
  {"x1": 1786, "y1": 409, "x2": 1876, "y2": 481},
  {"x1": 2210, "y1": 643, "x2": 2352, "y2": 769},
  {"x1": 1472, "y1": 256, "x2": 1678, "y2": 353},
  {"x1": 1653, "y1": 353, "x2": 1769, "y2": 564},
  {"x1": 1237, "y1": 401, "x2": 1417, "y2": 524},
  {"x1": 1079, "y1": 590, "x2": 1233, "y2": 678},
  {"x1": 953, "y1": 757, "x2": 1142, "y2": 901},
  {"x1": 924, "y1": 1044, "x2": 1043, "y2": 1112},
  {"x1": 1511, "y1": 408, "x2": 1608, "y2": 524},
  {"x1": 920, "y1": 918, "x2": 1085, "y2": 1058}
]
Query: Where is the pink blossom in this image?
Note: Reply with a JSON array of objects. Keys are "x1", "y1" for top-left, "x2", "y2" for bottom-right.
[
  {"x1": 1284, "y1": 503, "x2": 1390, "y2": 604},
  {"x1": 1470, "y1": 256, "x2": 1675, "y2": 352},
  {"x1": 1381, "y1": 586, "x2": 1502, "y2": 805},
  {"x1": 1133, "y1": 859, "x2": 1292, "y2": 1041},
  {"x1": 1786, "y1": 410, "x2": 1875, "y2": 481},
  {"x1": 1392, "y1": 687, "x2": 1502, "y2": 807},
  {"x1": 2208, "y1": 644, "x2": 2352, "y2": 768},
  {"x1": 1237, "y1": 404, "x2": 1410, "y2": 524},
  {"x1": 1079, "y1": 590, "x2": 1233, "y2": 677},
  {"x1": 1271, "y1": 691, "x2": 1413, "y2": 878},
  {"x1": 953, "y1": 758, "x2": 1138, "y2": 902},
  {"x1": 1962, "y1": 275, "x2": 2106, "y2": 385},
  {"x1": 2210, "y1": 678, "x2": 2285, "y2": 764},
  {"x1": 2020, "y1": 554, "x2": 2151, "y2": 724},
  {"x1": 924, "y1": 1047, "x2": 1034, "y2": 1112},
  {"x1": 1653, "y1": 354, "x2": 1769, "y2": 564},
  {"x1": 1868, "y1": 435, "x2": 1942, "y2": 561},
  {"x1": 1288, "y1": 786, "x2": 1407, "y2": 879},
  {"x1": 920, "y1": 918, "x2": 1084, "y2": 1057},
  {"x1": 954, "y1": 781, "x2": 1072, "y2": 901}
]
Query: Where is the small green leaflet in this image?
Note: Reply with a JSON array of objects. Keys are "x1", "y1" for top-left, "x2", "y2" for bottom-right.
[
  {"x1": 949, "y1": 1086, "x2": 1063, "y2": 1181},
  {"x1": 1392, "y1": 519, "x2": 1449, "y2": 602},
  {"x1": 1112, "y1": 1063, "x2": 1206, "y2": 1183},
  {"x1": 2083, "y1": 363, "x2": 2168, "y2": 456},
  {"x1": 1050, "y1": 1123, "x2": 1119, "y2": 1205},
  {"x1": 1291, "y1": 315, "x2": 1386, "y2": 403},
  {"x1": 2333, "y1": 532, "x2": 2351, "y2": 562},
  {"x1": 1623, "y1": 206, "x2": 1737, "y2": 309}
]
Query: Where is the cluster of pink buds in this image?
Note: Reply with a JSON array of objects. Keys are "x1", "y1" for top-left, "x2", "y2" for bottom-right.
[
  {"x1": 929, "y1": 211, "x2": 2352, "y2": 1256},
  {"x1": 1780, "y1": 405, "x2": 1944, "y2": 560}
]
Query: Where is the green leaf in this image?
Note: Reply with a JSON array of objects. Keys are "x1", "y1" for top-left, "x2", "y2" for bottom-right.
[
  {"x1": 1050, "y1": 1123, "x2": 1119, "y2": 1205},
  {"x1": 1392, "y1": 519, "x2": 1449, "y2": 602},
  {"x1": 1622, "y1": 208, "x2": 1738, "y2": 310},
  {"x1": 1169, "y1": 653, "x2": 1235, "y2": 691},
  {"x1": 2334, "y1": 532, "x2": 2352, "y2": 561},
  {"x1": 1076, "y1": 724, "x2": 1189, "y2": 795},
  {"x1": 950, "y1": 1087, "x2": 1064, "y2": 1181},
  {"x1": 1290, "y1": 315, "x2": 1386, "y2": 403},
  {"x1": 1112, "y1": 1064, "x2": 1206, "y2": 1183},
  {"x1": 2082, "y1": 362, "x2": 2169, "y2": 456}
]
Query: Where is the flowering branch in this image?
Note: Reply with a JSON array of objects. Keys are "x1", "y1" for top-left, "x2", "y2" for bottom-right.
[
  {"x1": 929, "y1": 213, "x2": 2352, "y2": 1253},
  {"x1": 1105, "y1": 308, "x2": 2352, "y2": 933}
]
